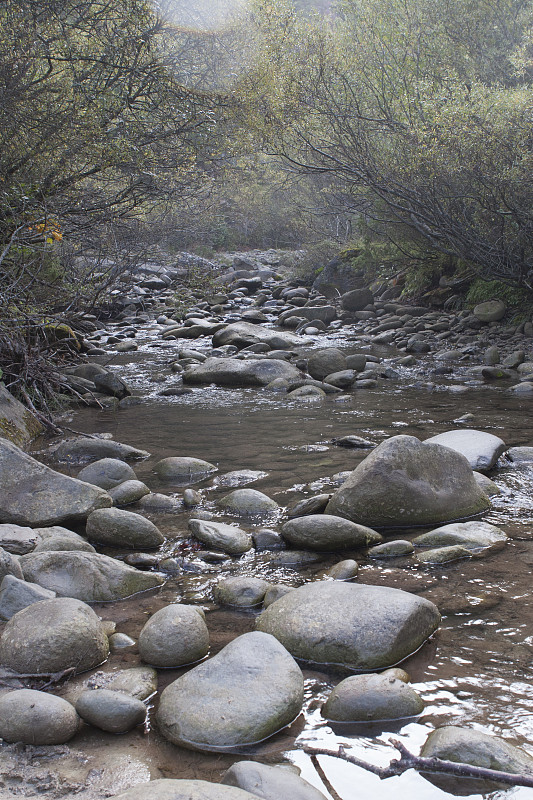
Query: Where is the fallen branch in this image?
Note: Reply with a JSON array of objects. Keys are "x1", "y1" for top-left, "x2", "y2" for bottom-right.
[
  {"x1": 303, "y1": 739, "x2": 533, "y2": 789},
  {"x1": 0, "y1": 667, "x2": 76, "y2": 689}
]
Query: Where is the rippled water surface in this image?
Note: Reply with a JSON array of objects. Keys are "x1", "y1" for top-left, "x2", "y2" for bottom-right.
[{"x1": 49, "y1": 325, "x2": 533, "y2": 800}]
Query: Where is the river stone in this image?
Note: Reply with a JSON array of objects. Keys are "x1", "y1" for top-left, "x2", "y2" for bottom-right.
[
  {"x1": 0, "y1": 597, "x2": 109, "y2": 674},
  {"x1": 420, "y1": 725, "x2": 533, "y2": 786},
  {"x1": 281, "y1": 514, "x2": 381, "y2": 551},
  {"x1": 156, "y1": 631, "x2": 303, "y2": 751},
  {"x1": 153, "y1": 457, "x2": 218, "y2": 483},
  {"x1": 341, "y1": 288, "x2": 374, "y2": 312},
  {"x1": 325, "y1": 559, "x2": 359, "y2": 580},
  {"x1": 0, "y1": 547, "x2": 23, "y2": 582},
  {"x1": 473, "y1": 472, "x2": 501, "y2": 496},
  {"x1": 222, "y1": 761, "x2": 328, "y2": 800},
  {"x1": 325, "y1": 435, "x2": 490, "y2": 528},
  {"x1": 0, "y1": 689, "x2": 79, "y2": 744},
  {"x1": 473, "y1": 300, "x2": 507, "y2": 322},
  {"x1": 0, "y1": 574, "x2": 56, "y2": 619},
  {"x1": 137, "y1": 492, "x2": 180, "y2": 511},
  {"x1": 321, "y1": 672, "x2": 424, "y2": 722},
  {"x1": 138, "y1": 604, "x2": 209, "y2": 667},
  {"x1": 368, "y1": 540, "x2": 414, "y2": 558},
  {"x1": 188, "y1": 519, "x2": 252, "y2": 555},
  {"x1": 77, "y1": 458, "x2": 137, "y2": 489},
  {"x1": 20, "y1": 551, "x2": 164, "y2": 601},
  {"x1": 212, "y1": 321, "x2": 305, "y2": 350},
  {"x1": 288, "y1": 494, "x2": 331, "y2": 518},
  {"x1": 112, "y1": 779, "x2": 261, "y2": 800},
  {"x1": 0, "y1": 439, "x2": 113, "y2": 527},
  {"x1": 33, "y1": 526, "x2": 96, "y2": 552},
  {"x1": 0, "y1": 524, "x2": 40, "y2": 554},
  {"x1": 307, "y1": 349, "x2": 347, "y2": 381},
  {"x1": 263, "y1": 585, "x2": 294, "y2": 608},
  {"x1": 86, "y1": 508, "x2": 164, "y2": 549},
  {"x1": 323, "y1": 370, "x2": 357, "y2": 390},
  {"x1": 214, "y1": 577, "x2": 272, "y2": 608},
  {"x1": 75, "y1": 689, "x2": 146, "y2": 733},
  {"x1": 213, "y1": 469, "x2": 268, "y2": 487},
  {"x1": 415, "y1": 545, "x2": 473, "y2": 564},
  {"x1": 256, "y1": 582, "x2": 440, "y2": 670},
  {"x1": 505, "y1": 446, "x2": 533, "y2": 465},
  {"x1": 424, "y1": 429, "x2": 506, "y2": 472},
  {"x1": 183, "y1": 357, "x2": 302, "y2": 388},
  {"x1": 54, "y1": 437, "x2": 150, "y2": 464},
  {"x1": 218, "y1": 489, "x2": 279, "y2": 516},
  {"x1": 413, "y1": 521, "x2": 507, "y2": 551},
  {"x1": 109, "y1": 480, "x2": 151, "y2": 506}
]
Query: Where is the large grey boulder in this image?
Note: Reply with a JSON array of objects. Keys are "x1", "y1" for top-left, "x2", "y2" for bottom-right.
[
  {"x1": 33, "y1": 526, "x2": 96, "y2": 553},
  {"x1": 139, "y1": 604, "x2": 209, "y2": 668},
  {"x1": 112, "y1": 780, "x2": 261, "y2": 800},
  {"x1": 256, "y1": 582, "x2": 440, "y2": 670},
  {"x1": 0, "y1": 597, "x2": 109, "y2": 674},
  {"x1": 77, "y1": 458, "x2": 137, "y2": 489},
  {"x1": 281, "y1": 514, "x2": 381, "y2": 551},
  {"x1": 86, "y1": 508, "x2": 164, "y2": 549},
  {"x1": 321, "y1": 672, "x2": 424, "y2": 722},
  {"x1": 183, "y1": 357, "x2": 302, "y2": 388},
  {"x1": 20, "y1": 551, "x2": 164, "y2": 602},
  {"x1": 325, "y1": 435, "x2": 490, "y2": 528},
  {"x1": 0, "y1": 438, "x2": 112, "y2": 526},
  {"x1": 54, "y1": 437, "x2": 150, "y2": 464},
  {"x1": 188, "y1": 519, "x2": 252, "y2": 555},
  {"x1": 341, "y1": 288, "x2": 374, "y2": 311},
  {"x1": 413, "y1": 521, "x2": 507, "y2": 551},
  {"x1": 473, "y1": 300, "x2": 507, "y2": 322},
  {"x1": 156, "y1": 631, "x2": 303, "y2": 751},
  {"x1": 424, "y1": 429, "x2": 506, "y2": 472},
  {"x1": 222, "y1": 761, "x2": 328, "y2": 800},
  {"x1": 212, "y1": 322, "x2": 305, "y2": 350},
  {"x1": 0, "y1": 689, "x2": 80, "y2": 744},
  {"x1": 153, "y1": 457, "x2": 217, "y2": 483},
  {"x1": 307, "y1": 349, "x2": 347, "y2": 381}
]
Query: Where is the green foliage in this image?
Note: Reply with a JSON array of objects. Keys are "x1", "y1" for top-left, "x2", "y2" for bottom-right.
[
  {"x1": 465, "y1": 279, "x2": 530, "y2": 308},
  {"x1": 290, "y1": 239, "x2": 339, "y2": 283}
]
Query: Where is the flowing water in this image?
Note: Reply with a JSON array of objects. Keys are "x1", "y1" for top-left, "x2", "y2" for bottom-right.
[{"x1": 30, "y1": 321, "x2": 533, "y2": 800}]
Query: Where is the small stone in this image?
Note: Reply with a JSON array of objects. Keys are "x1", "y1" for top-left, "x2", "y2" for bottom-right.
[
  {"x1": 368, "y1": 540, "x2": 415, "y2": 558},
  {"x1": 0, "y1": 689, "x2": 80, "y2": 744},
  {"x1": 76, "y1": 689, "x2": 146, "y2": 733},
  {"x1": 322, "y1": 673, "x2": 424, "y2": 722},
  {"x1": 218, "y1": 489, "x2": 279, "y2": 517},
  {"x1": 325, "y1": 559, "x2": 358, "y2": 580},
  {"x1": 416, "y1": 545, "x2": 473, "y2": 564},
  {"x1": 214, "y1": 577, "x2": 272, "y2": 608},
  {"x1": 86, "y1": 508, "x2": 164, "y2": 549},
  {"x1": 138, "y1": 604, "x2": 209, "y2": 668},
  {"x1": 109, "y1": 480, "x2": 151, "y2": 506}
]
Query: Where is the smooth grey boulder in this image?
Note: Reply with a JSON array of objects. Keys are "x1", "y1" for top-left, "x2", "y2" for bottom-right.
[
  {"x1": 307, "y1": 349, "x2": 347, "y2": 381},
  {"x1": 325, "y1": 435, "x2": 490, "y2": 528},
  {"x1": 473, "y1": 472, "x2": 501, "y2": 496},
  {"x1": 153, "y1": 456, "x2": 217, "y2": 483},
  {"x1": 77, "y1": 458, "x2": 137, "y2": 489},
  {"x1": 138, "y1": 604, "x2": 209, "y2": 668},
  {"x1": 214, "y1": 577, "x2": 272, "y2": 608},
  {"x1": 288, "y1": 494, "x2": 330, "y2": 518},
  {"x1": 422, "y1": 725, "x2": 533, "y2": 770},
  {"x1": 0, "y1": 438, "x2": 112, "y2": 526},
  {"x1": 75, "y1": 689, "x2": 146, "y2": 733},
  {"x1": 213, "y1": 469, "x2": 268, "y2": 488},
  {"x1": 222, "y1": 761, "x2": 328, "y2": 800},
  {"x1": 368, "y1": 540, "x2": 414, "y2": 558},
  {"x1": 413, "y1": 521, "x2": 507, "y2": 551},
  {"x1": 341, "y1": 288, "x2": 374, "y2": 312},
  {"x1": 256, "y1": 582, "x2": 440, "y2": 670},
  {"x1": 424, "y1": 429, "x2": 506, "y2": 472},
  {"x1": 473, "y1": 300, "x2": 507, "y2": 322},
  {"x1": 86, "y1": 508, "x2": 164, "y2": 549},
  {"x1": 217, "y1": 489, "x2": 279, "y2": 516},
  {"x1": 0, "y1": 523, "x2": 40, "y2": 554},
  {"x1": 0, "y1": 689, "x2": 79, "y2": 744},
  {"x1": 0, "y1": 597, "x2": 109, "y2": 674},
  {"x1": 20, "y1": 551, "x2": 164, "y2": 601},
  {"x1": 505, "y1": 446, "x2": 533, "y2": 465},
  {"x1": 0, "y1": 546, "x2": 23, "y2": 582},
  {"x1": 112, "y1": 780, "x2": 260, "y2": 800},
  {"x1": 321, "y1": 672, "x2": 424, "y2": 722},
  {"x1": 109, "y1": 480, "x2": 151, "y2": 506},
  {"x1": 281, "y1": 514, "x2": 381, "y2": 551},
  {"x1": 183, "y1": 357, "x2": 302, "y2": 388},
  {"x1": 212, "y1": 321, "x2": 305, "y2": 350},
  {"x1": 188, "y1": 519, "x2": 252, "y2": 555},
  {"x1": 415, "y1": 545, "x2": 473, "y2": 564},
  {"x1": 0, "y1": 574, "x2": 56, "y2": 619},
  {"x1": 33, "y1": 526, "x2": 96, "y2": 552},
  {"x1": 54, "y1": 437, "x2": 150, "y2": 464},
  {"x1": 156, "y1": 631, "x2": 303, "y2": 751},
  {"x1": 325, "y1": 559, "x2": 359, "y2": 580}
]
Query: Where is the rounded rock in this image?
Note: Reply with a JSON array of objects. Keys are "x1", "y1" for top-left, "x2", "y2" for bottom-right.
[
  {"x1": 0, "y1": 689, "x2": 79, "y2": 744},
  {"x1": 75, "y1": 689, "x2": 146, "y2": 733},
  {"x1": 217, "y1": 489, "x2": 279, "y2": 517},
  {"x1": 77, "y1": 458, "x2": 137, "y2": 489},
  {"x1": 86, "y1": 508, "x2": 164, "y2": 549},
  {"x1": 112, "y1": 779, "x2": 261, "y2": 800},
  {"x1": 322, "y1": 672, "x2": 424, "y2": 722},
  {"x1": 214, "y1": 577, "x2": 272, "y2": 608},
  {"x1": 138, "y1": 604, "x2": 209, "y2": 668},
  {"x1": 281, "y1": 515, "x2": 381, "y2": 551},
  {"x1": 153, "y1": 457, "x2": 217, "y2": 484}
]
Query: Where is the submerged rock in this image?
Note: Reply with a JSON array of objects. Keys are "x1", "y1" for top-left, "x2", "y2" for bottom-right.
[
  {"x1": 424, "y1": 429, "x2": 506, "y2": 473},
  {"x1": 325, "y1": 435, "x2": 490, "y2": 528},
  {"x1": 153, "y1": 457, "x2": 217, "y2": 483},
  {"x1": 54, "y1": 437, "x2": 150, "y2": 464},
  {"x1": 321, "y1": 672, "x2": 424, "y2": 722},
  {"x1": 256, "y1": 581, "x2": 440, "y2": 670},
  {"x1": 156, "y1": 631, "x2": 303, "y2": 751}
]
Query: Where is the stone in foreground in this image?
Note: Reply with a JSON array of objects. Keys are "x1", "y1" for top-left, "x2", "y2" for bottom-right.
[
  {"x1": 424, "y1": 429, "x2": 506, "y2": 473},
  {"x1": 0, "y1": 689, "x2": 79, "y2": 744},
  {"x1": 156, "y1": 631, "x2": 303, "y2": 751},
  {"x1": 138, "y1": 604, "x2": 209, "y2": 668},
  {"x1": 256, "y1": 582, "x2": 440, "y2": 670},
  {"x1": 325, "y1": 435, "x2": 490, "y2": 528},
  {"x1": 75, "y1": 689, "x2": 146, "y2": 733},
  {"x1": 20, "y1": 551, "x2": 164, "y2": 601},
  {"x1": 112, "y1": 780, "x2": 261, "y2": 800},
  {"x1": 222, "y1": 761, "x2": 328, "y2": 800},
  {"x1": 0, "y1": 437, "x2": 112, "y2": 526},
  {"x1": 0, "y1": 597, "x2": 109, "y2": 674},
  {"x1": 321, "y1": 672, "x2": 424, "y2": 722}
]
